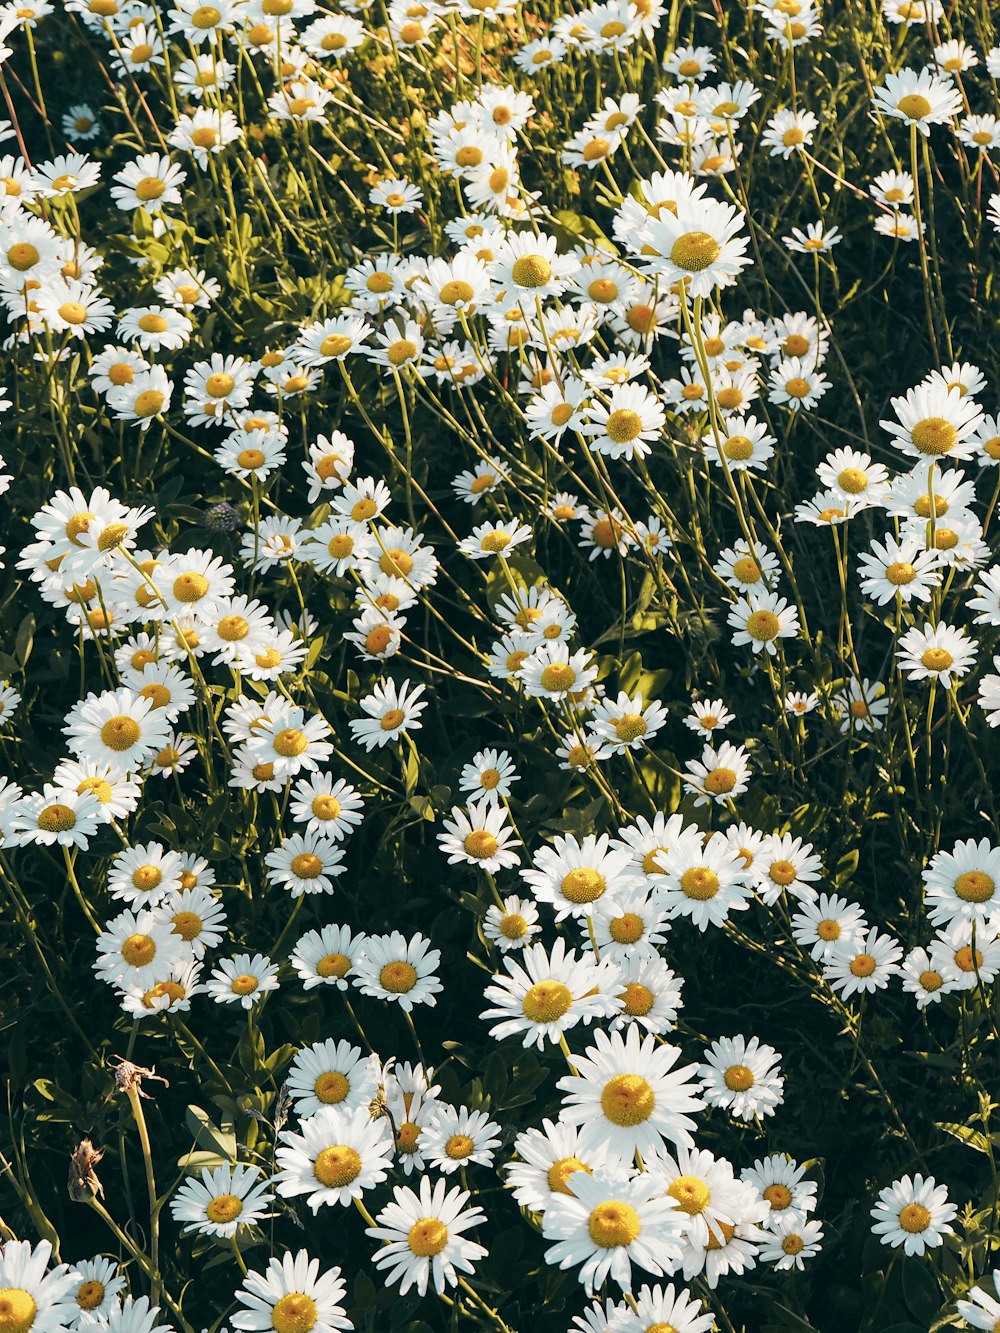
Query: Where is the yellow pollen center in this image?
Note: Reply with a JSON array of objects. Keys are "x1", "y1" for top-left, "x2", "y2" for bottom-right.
[
  {"x1": 622, "y1": 982, "x2": 654, "y2": 1016},
  {"x1": 522, "y1": 980, "x2": 572, "y2": 1022},
  {"x1": 600, "y1": 1073, "x2": 654, "y2": 1125},
  {"x1": 206, "y1": 1193, "x2": 243, "y2": 1223},
  {"x1": 605, "y1": 409, "x2": 644, "y2": 443},
  {"x1": 271, "y1": 1294, "x2": 317, "y2": 1333},
  {"x1": 445, "y1": 1134, "x2": 475, "y2": 1160},
  {"x1": 561, "y1": 868, "x2": 606, "y2": 904},
  {"x1": 724, "y1": 1063, "x2": 755, "y2": 1091},
  {"x1": 681, "y1": 867, "x2": 720, "y2": 899},
  {"x1": 314, "y1": 1071, "x2": 350, "y2": 1102},
  {"x1": 668, "y1": 1174, "x2": 711, "y2": 1214},
  {"x1": 724, "y1": 435, "x2": 755, "y2": 462},
  {"x1": 764, "y1": 1183, "x2": 793, "y2": 1210},
  {"x1": 37, "y1": 803, "x2": 76, "y2": 832},
  {"x1": 746, "y1": 609, "x2": 781, "y2": 641},
  {"x1": 547, "y1": 1156, "x2": 590, "y2": 1194},
  {"x1": 896, "y1": 94, "x2": 933, "y2": 121},
  {"x1": 408, "y1": 1218, "x2": 449, "y2": 1257},
  {"x1": 172, "y1": 911, "x2": 202, "y2": 941},
  {"x1": 0, "y1": 1291, "x2": 37, "y2": 1333},
  {"x1": 911, "y1": 417, "x2": 957, "y2": 456},
  {"x1": 921, "y1": 647, "x2": 953, "y2": 671},
  {"x1": 101, "y1": 715, "x2": 141, "y2": 751},
  {"x1": 610, "y1": 912, "x2": 644, "y2": 943},
  {"x1": 955, "y1": 871, "x2": 995, "y2": 903},
  {"x1": 670, "y1": 231, "x2": 721, "y2": 272},
  {"x1": 817, "y1": 919, "x2": 840, "y2": 941},
  {"x1": 511, "y1": 255, "x2": 553, "y2": 288},
  {"x1": 231, "y1": 974, "x2": 259, "y2": 996},
  {"x1": 75, "y1": 1283, "x2": 105, "y2": 1312},
  {"x1": 588, "y1": 1201, "x2": 641, "y2": 1247},
  {"x1": 121, "y1": 933, "x2": 156, "y2": 967},
  {"x1": 274, "y1": 728, "x2": 308, "y2": 757},
  {"x1": 314, "y1": 1145, "x2": 362, "y2": 1187},
  {"x1": 898, "y1": 1203, "x2": 931, "y2": 1233},
  {"x1": 850, "y1": 953, "x2": 876, "y2": 977},
  {"x1": 540, "y1": 663, "x2": 577, "y2": 692},
  {"x1": 380, "y1": 961, "x2": 418, "y2": 993},
  {"x1": 380, "y1": 708, "x2": 405, "y2": 731}
]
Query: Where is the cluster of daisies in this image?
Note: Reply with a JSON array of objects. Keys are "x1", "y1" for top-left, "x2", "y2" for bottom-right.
[{"x1": 4, "y1": 0, "x2": 1000, "y2": 1328}]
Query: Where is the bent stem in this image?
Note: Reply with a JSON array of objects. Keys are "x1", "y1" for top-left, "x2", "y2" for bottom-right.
[{"x1": 125, "y1": 1085, "x2": 161, "y2": 1309}]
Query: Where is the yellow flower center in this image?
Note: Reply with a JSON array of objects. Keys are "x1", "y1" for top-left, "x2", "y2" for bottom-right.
[
  {"x1": 0, "y1": 1291, "x2": 37, "y2": 1333},
  {"x1": 921, "y1": 647, "x2": 953, "y2": 672},
  {"x1": 911, "y1": 417, "x2": 957, "y2": 456},
  {"x1": 206, "y1": 1193, "x2": 243, "y2": 1223},
  {"x1": 850, "y1": 953, "x2": 876, "y2": 977},
  {"x1": 723, "y1": 436, "x2": 755, "y2": 463},
  {"x1": 173, "y1": 571, "x2": 210, "y2": 602},
  {"x1": 408, "y1": 1218, "x2": 449, "y2": 1257},
  {"x1": 896, "y1": 94, "x2": 933, "y2": 121},
  {"x1": 724, "y1": 1063, "x2": 755, "y2": 1091},
  {"x1": 561, "y1": 868, "x2": 606, "y2": 904},
  {"x1": 764, "y1": 1183, "x2": 793, "y2": 1210},
  {"x1": 75, "y1": 1282, "x2": 105, "y2": 1312},
  {"x1": 274, "y1": 728, "x2": 308, "y2": 757},
  {"x1": 237, "y1": 448, "x2": 266, "y2": 470},
  {"x1": 100, "y1": 715, "x2": 141, "y2": 752},
  {"x1": 746, "y1": 609, "x2": 781, "y2": 641},
  {"x1": 380, "y1": 961, "x2": 418, "y2": 993},
  {"x1": 271, "y1": 1294, "x2": 318, "y2": 1333},
  {"x1": 784, "y1": 377, "x2": 811, "y2": 398},
  {"x1": 955, "y1": 871, "x2": 995, "y2": 903},
  {"x1": 445, "y1": 1134, "x2": 475, "y2": 1160},
  {"x1": 380, "y1": 708, "x2": 406, "y2": 731},
  {"x1": 704, "y1": 768, "x2": 737, "y2": 795},
  {"x1": 680, "y1": 867, "x2": 719, "y2": 899},
  {"x1": 290, "y1": 853, "x2": 324, "y2": 879},
  {"x1": 37, "y1": 803, "x2": 77, "y2": 832},
  {"x1": 315, "y1": 1071, "x2": 351, "y2": 1103},
  {"x1": 511, "y1": 255, "x2": 553, "y2": 288},
  {"x1": 898, "y1": 1202, "x2": 931, "y2": 1233},
  {"x1": 547, "y1": 1156, "x2": 591, "y2": 1194},
  {"x1": 480, "y1": 531, "x2": 511, "y2": 552},
  {"x1": 668, "y1": 1174, "x2": 710, "y2": 1214},
  {"x1": 768, "y1": 859, "x2": 797, "y2": 887},
  {"x1": 600, "y1": 1073, "x2": 654, "y2": 1125},
  {"x1": 133, "y1": 389, "x2": 164, "y2": 417},
  {"x1": 464, "y1": 830, "x2": 499, "y2": 860},
  {"x1": 499, "y1": 912, "x2": 527, "y2": 939},
  {"x1": 231, "y1": 974, "x2": 260, "y2": 996},
  {"x1": 588, "y1": 1201, "x2": 641, "y2": 1247},
  {"x1": 121, "y1": 933, "x2": 156, "y2": 967},
  {"x1": 919, "y1": 969, "x2": 943, "y2": 992},
  {"x1": 669, "y1": 230, "x2": 721, "y2": 272},
  {"x1": 314, "y1": 1145, "x2": 362, "y2": 1188},
  {"x1": 522, "y1": 980, "x2": 572, "y2": 1022},
  {"x1": 817, "y1": 919, "x2": 840, "y2": 941},
  {"x1": 622, "y1": 982, "x2": 654, "y2": 1016},
  {"x1": 610, "y1": 912, "x2": 644, "y2": 944},
  {"x1": 540, "y1": 663, "x2": 577, "y2": 692}
]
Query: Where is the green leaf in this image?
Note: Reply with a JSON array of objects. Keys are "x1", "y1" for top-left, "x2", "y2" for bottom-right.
[{"x1": 902, "y1": 1257, "x2": 940, "y2": 1322}]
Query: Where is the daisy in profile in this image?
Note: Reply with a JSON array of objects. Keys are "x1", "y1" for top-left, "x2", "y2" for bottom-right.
[
  {"x1": 352, "y1": 931, "x2": 442, "y2": 1011},
  {"x1": 541, "y1": 1167, "x2": 686, "y2": 1294},
  {"x1": 557, "y1": 1025, "x2": 705, "y2": 1159},
  {"x1": 438, "y1": 799, "x2": 522, "y2": 873},
  {"x1": 823, "y1": 928, "x2": 902, "y2": 998},
  {"x1": 205, "y1": 953, "x2": 280, "y2": 1009},
  {"x1": 366, "y1": 1177, "x2": 487, "y2": 1296},
  {"x1": 459, "y1": 519, "x2": 533, "y2": 560},
  {"x1": 169, "y1": 1163, "x2": 273, "y2": 1237},
  {"x1": 289, "y1": 925, "x2": 367, "y2": 992},
  {"x1": 870, "y1": 1174, "x2": 956, "y2": 1255},
  {"x1": 480, "y1": 937, "x2": 620, "y2": 1049},
  {"x1": 284, "y1": 1039, "x2": 379, "y2": 1118},
  {"x1": 421, "y1": 1106, "x2": 502, "y2": 1174},
  {"x1": 275, "y1": 1106, "x2": 395, "y2": 1210},
  {"x1": 231, "y1": 1250, "x2": 351, "y2": 1333},
  {"x1": 698, "y1": 1035, "x2": 784, "y2": 1120},
  {"x1": 896, "y1": 622, "x2": 978, "y2": 688}
]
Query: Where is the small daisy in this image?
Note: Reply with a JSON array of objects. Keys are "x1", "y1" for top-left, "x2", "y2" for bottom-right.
[
  {"x1": 422, "y1": 1106, "x2": 502, "y2": 1174},
  {"x1": 480, "y1": 938, "x2": 621, "y2": 1049},
  {"x1": 681, "y1": 743, "x2": 752, "y2": 807},
  {"x1": 205, "y1": 953, "x2": 280, "y2": 1009},
  {"x1": 352, "y1": 931, "x2": 442, "y2": 1011},
  {"x1": 870, "y1": 1174, "x2": 957, "y2": 1255},
  {"x1": 231, "y1": 1250, "x2": 351, "y2": 1333},
  {"x1": 823, "y1": 928, "x2": 902, "y2": 998},
  {"x1": 169, "y1": 1163, "x2": 273, "y2": 1237},
  {"x1": 897, "y1": 622, "x2": 978, "y2": 688},
  {"x1": 264, "y1": 832, "x2": 346, "y2": 898},
  {"x1": 285, "y1": 1039, "x2": 379, "y2": 1118},
  {"x1": 482, "y1": 895, "x2": 541, "y2": 952},
  {"x1": 458, "y1": 748, "x2": 518, "y2": 806},
  {"x1": 275, "y1": 1106, "x2": 395, "y2": 1211},
  {"x1": 698, "y1": 1035, "x2": 784, "y2": 1121},
  {"x1": 366, "y1": 1177, "x2": 487, "y2": 1297},
  {"x1": 438, "y1": 799, "x2": 522, "y2": 873}
]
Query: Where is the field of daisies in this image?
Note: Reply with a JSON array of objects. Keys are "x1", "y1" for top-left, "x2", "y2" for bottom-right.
[{"x1": 6, "y1": 0, "x2": 1000, "y2": 1331}]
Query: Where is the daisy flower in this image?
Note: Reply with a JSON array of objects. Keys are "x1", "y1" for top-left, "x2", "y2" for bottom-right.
[
  {"x1": 94, "y1": 908, "x2": 184, "y2": 990},
  {"x1": 459, "y1": 748, "x2": 518, "y2": 805},
  {"x1": 588, "y1": 885, "x2": 670, "y2": 962},
  {"x1": 957, "y1": 1271, "x2": 1000, "y2": 1329},
  {"x1": 727, "y1": 591, "x2": 800, "y2": 655},
  {"x1": 520, "y1": 644, "x2": 598, "y2": 701},
  {"x1": 900, "y1": 946, "x2": 955, "y2": 1008},
  {"x1": 896, "y1": 622, "x2": 978, "y2": 688},
  {"x1": 480, "y1": 937, "x2": 621, "y2": 1049},
  {"x1": 923, "y1": 838, "x2": 1000, "y2": 929},
  {"x1": 654, "y1": 829, "x2": 752, "y2": 929},
  {"x1": 522, "y1": 832, "x2": 642, "y2": 921},
  {"x1": 541, "y1": 1167, "x2": 686, "y2": 1294},
  {"x1": 284, "y1": 1039, "x2": 379, "y2": 1118},
  {"x1": 872, "y1": 68, "x2": 962, "y2": 135},
  {"x1": 823, "y1": 928, "x2": 903, "y2": 998},
  {"x1": 742, "y1": 1154, "x2": 818, "y2": 1227},
  {"x1": 289, "y1": 925, "x2": 366, "y2": 993},
  {"x1": 610, "y1": 954, "x2": 684, "y2": 1034},
  {"x1": 349, "y1": 678, "x2": 427, "y2": 750},
  {"x1": 68, "y1": 1257, "x2": 127, "y2": 1323},
  {"x1": 790, "y1": 894, "x2": 867, "y2": 961},
  {"x1": 366, "y1": 1177, "x2": 487, "y2": 1297},
  {"x1": 162, "y1": 885, "x2": 227, "y2": 960},
  {"x1": 352, "y1": 931, "x2": 442, "y2": 1011},
  {"x1": 459, "y1": 519, "x2": 533, "y2": 560},
  {"x1": 870, "y1": 1174, "x2": 956, "y2": 1255},
  {"x1": 683, "y1": 698, "x2": 734, "y2": 737},
  {"x1": 205, "y1": 953, "x2": 280, "y2": 1009},
  {"x1": 831, "y1": 678, "x2": 889, "y2": 733},
  {"x1": 767, "y1": 356, "x2": 830, "y2": 410},
  {"x1": 858, "y1": 533, "x2": 942, "y2": 604},
  {"x1": 169, "y1": 1163, "x2": 273, "y2": 1237},
  {"x1": 107, "y1": 842, "x2": 183, "y2": 907},
  {"x1": 681, "y1": 742, "x2": 752, "y2": 807},
  {"x1": 0, "y1": 1240, "x2": 81, "y2": 1333},
  {"x1": 231, "y1": 1250, "x2": 351, "y2": 1333},
  {"x1": 264, "y1": 831, "x2": 346, "y2": 898},
  {"x1": 588, "y1": 691, "x2": 668, "y2": 753},
  {"x1": 759, "y1": 1215, "x2": 823, "y2": 1270},
  {"x1": 482, "y1": 895, "x2": 541, "y2": 952},
  {"x1": 19, "y1": 784, "x2": 102, "y2": 849},
  {"x1": 698, "y1": 1035, "x2": 784, "y2": 1120},
  {"x1": 438, "y1": 799, "x2": 522, "y2": 873},
  {"x1": 582, "y1": 382, "x2": 665, "y2": 460},
  {"x1": 506, "y1": 1119, "x2": 610, "y2": 1213},
  {"x1": 289, "y1": 776, "x2": 365, "y2": 841},
  {"x1": 557, "y1": 1025, "x2": 705, "y2": 1160},
  {"x1": 641, "y1": 195, "x2": 751, "y2": 296},
  {"x1": 881, "y1": 382, "x2": 983, "y2": 461},
  {"x1": 275, "y1": 1106, "x2": 395, "y2": 1211},
  {"x1": 422, "y1": 1106, "x2": 502, "y2": 1174},
  {"x1": 753, "y1": 833, "x2": 822, "y2": 904},
  {"x1": 617, "y1": 1283, "x2": 713, "y2": 1333}
]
